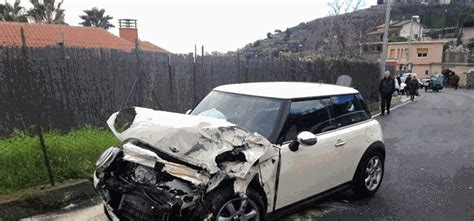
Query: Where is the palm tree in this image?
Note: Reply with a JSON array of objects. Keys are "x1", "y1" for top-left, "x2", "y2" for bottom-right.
[
  {"x1": 79, "y1": 7, "x2": 114, "y2": 30},
  {"x1": 0, "y1": 0, "x2": 28, "y2": 22},
  {"x1": 27, "y1": 0, "x2": 66, "y2": 24}
]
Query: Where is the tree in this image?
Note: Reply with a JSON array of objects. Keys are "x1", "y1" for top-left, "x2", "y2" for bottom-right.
[
  {"x1": 28, "y1": 0, "x2": 65, "y2": 24},
  {"x1": 327, "y1": 0, "x2": 365, "y2": 15},
  {"x1": 0, "y1": 0, "x2": 28, "y2": 22},
  {"x1": 323, "y1": 0, "x2": 365, "y2": 57},
  {"x1": 79, "y1": 7, "x2": 115, "y2": 30}
]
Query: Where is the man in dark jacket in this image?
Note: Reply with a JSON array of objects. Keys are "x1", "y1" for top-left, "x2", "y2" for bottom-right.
[
  {"x1": 405, "y1": 74, "x2": 412, "y2": 97},
  {"x1": 409, "y1": 74, "x2": 419, "y2": 101},
  {"x1": 379, "y1": 71, "x2": 396, "y2": 115},
  {"x1": 453, "y1": 73, "x2": 460, "y2": 90}
]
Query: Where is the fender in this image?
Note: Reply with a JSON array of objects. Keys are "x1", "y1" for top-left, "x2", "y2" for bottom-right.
[{"x1": 352, "y1": 141, "x2": 386, "y2": 180}]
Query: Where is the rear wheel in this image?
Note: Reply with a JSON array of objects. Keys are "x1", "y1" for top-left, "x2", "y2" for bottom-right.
[{"x1": 352, "y1": 150, "x2": 384, "y2": 198}]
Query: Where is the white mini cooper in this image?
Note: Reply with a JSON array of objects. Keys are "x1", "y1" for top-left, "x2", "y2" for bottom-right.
[{"x1": 94, "y1": 82, "x2": 385, "y2": 221}]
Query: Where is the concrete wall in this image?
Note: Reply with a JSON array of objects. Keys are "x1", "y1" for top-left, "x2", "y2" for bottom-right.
[{"x1": 442, "y1": 63, "x2": 474, "y2": 86}]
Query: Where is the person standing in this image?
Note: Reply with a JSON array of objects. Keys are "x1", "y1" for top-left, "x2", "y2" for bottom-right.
[
  {"x1": 394, "y1": 72, "x2": 401, "y2": 96},
  {"x1": 453, "y1": 73, "x2": 460, "y2": 90},
  {"x1": 379, "y1": 71, "x2": 396, "y2": 115},
  {"x1": 409, "y1": 74, "x2": 419, "y2": 101},
  {"x1": 405, "y1": 74, "x2": 412, "y2": 97}
]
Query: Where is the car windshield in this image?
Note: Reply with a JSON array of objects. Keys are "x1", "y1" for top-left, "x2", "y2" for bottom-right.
[{"x1": 190, "y1": 91, "x2": 283, "y2": 139}]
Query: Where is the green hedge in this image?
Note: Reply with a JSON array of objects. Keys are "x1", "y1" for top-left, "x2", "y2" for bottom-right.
[{"x1": 0, "y1": 126, "x2": 120, "y2": 195}]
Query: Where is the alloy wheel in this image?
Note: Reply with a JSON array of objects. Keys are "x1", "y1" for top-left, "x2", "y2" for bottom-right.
[
  {"x1": 365, "y1": 156, "x2": 383, "y2": 191},
  {"x1": 217, "y1": 197, "x2": 260, "y2": 221}
]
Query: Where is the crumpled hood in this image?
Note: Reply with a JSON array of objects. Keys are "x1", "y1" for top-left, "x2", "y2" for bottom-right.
[{"x1": 107, "y1": 107, "x2": 276, "y2": 177}]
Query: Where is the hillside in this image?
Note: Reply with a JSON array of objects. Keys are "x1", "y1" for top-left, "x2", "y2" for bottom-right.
[{"x1": 239, "y1": 3, "x2": 474, "y2": 59}]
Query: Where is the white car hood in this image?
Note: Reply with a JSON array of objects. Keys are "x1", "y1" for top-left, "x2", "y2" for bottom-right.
[{"x1": 107, "y1": 107, "x2": 277, "y2": 178}]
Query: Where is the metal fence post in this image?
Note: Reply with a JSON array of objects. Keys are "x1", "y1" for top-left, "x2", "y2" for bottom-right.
[{"x1": 37, "y1": 125, "x2": 55, "y2": 186}]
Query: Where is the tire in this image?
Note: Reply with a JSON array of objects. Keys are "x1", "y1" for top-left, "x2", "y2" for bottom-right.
[
  {"x1": 352, "y1": 150, "x2": 384, "y2": 198},
  {"x1": 199, "y1": 186, "x2": 265, "y2": 221}
]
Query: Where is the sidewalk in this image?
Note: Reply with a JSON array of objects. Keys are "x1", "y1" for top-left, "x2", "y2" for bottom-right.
[{"x1": 368, "y1": 92, "x2": 413, "y2": 115}]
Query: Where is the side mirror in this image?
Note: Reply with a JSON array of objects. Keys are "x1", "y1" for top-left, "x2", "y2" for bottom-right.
[
  {"x1": 185, "y1": 109, "x2": 192, "y2": 115},
  {"x1": 297, "y1": 131, "x2": 318, "y2": 145},
  {"x1": 289, "y1": 131, "x2": 317, "y2": 152}
]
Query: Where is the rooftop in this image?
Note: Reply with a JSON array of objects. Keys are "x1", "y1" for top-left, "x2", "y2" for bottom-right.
[
  {"x1": 214, "y1": 82, "x2": 359, "y2": 99},
  {"x1": 0, "y1": 22, "x2": 167, "y2": 53}
]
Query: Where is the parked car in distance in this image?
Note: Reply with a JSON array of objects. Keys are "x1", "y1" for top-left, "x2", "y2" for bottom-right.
[
  {"x1": 421, "y1": 78, "x2": 431, "y2": 88},
  {"x1": 425, "y1": 74, "x2": 444, "y2": 92},
  {"x1": 94, "y1": 82, "x2": 386, "y2": 220}
]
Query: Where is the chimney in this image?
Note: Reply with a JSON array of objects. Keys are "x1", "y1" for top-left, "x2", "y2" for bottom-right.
[{"x1": 119, "y1": 19, "x2": 138, "y2": 43}]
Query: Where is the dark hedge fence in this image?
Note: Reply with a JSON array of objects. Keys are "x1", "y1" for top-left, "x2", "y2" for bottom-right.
[{"x1": 0, "y1": 46, "x2": 379, "y2": 136}]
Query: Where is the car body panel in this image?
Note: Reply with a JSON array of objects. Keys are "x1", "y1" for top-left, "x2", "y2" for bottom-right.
[
  {"x1": 214, "y1": 82, "x2": 359, "y2": 99},
  {"x1": 275, "y1": 129, "x2": 346, "y2": 209},
  {"x1": 274, "y1": 119, "x2": 382, "y2": 209}
]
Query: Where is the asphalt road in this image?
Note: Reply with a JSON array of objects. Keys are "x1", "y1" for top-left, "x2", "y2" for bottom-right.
[{"x1": 26, "y1": 89, "x2": 474, "y2": 221}]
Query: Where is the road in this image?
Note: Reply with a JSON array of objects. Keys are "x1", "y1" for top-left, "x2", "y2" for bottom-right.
[{"x1": 26, "y1": 89, "x2": 474, "y2": 221}]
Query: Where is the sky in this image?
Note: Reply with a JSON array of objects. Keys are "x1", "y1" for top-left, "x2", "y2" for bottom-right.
[{"x1": 52, "y1": 0, "x2": 377, "y2": 53}]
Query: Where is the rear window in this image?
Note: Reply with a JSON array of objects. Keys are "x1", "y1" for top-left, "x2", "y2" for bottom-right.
[{"x1": 331, "y1": 94, "x2": 371, "y2": 128}]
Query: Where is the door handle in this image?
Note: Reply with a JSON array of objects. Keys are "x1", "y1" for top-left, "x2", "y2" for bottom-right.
[{"x1": 335, "y1": 140, "x2": 346, "y2": 147}]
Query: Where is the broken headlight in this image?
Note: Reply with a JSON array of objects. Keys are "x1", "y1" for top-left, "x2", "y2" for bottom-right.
[
  {"x1": 114, "y1": 107, "x2": 137, "y2": 133},
  {"x1": 96, "y1": 147, "x2": 122, "y2": 173}
]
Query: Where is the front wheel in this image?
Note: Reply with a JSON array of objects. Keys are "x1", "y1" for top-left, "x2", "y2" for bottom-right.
[
  {"x1": 197, "y1": 186, "x2": 265, "y2": 221},
  {"x1": 352, "y1": 150, "x2": 384, "y2": 198}
]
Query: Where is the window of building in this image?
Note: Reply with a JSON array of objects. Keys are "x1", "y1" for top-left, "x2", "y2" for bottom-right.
[
  {"x1": 389, "y1": 49, "x2": 396, "y2": 58},
  {"x1": 417, "y1": 48, "x2": 428, "y2": 58}
]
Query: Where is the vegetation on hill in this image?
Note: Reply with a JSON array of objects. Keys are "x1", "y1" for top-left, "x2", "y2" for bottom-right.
[{"x1": 239, "y1": 3, "x2": 474, "y2": 59}]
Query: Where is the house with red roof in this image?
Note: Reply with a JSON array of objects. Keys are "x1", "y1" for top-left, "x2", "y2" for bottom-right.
[{"x1": 0, "y1": 19, "x2": 168, "y2": 53}]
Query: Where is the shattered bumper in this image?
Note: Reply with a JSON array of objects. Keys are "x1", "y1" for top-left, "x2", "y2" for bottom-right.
[{"x1": 93, "y1": 145, "x2": 201, "y2": 220}]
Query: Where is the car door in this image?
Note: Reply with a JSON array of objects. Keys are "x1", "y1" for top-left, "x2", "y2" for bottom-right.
[
  {"x1": 275, "y1": 98, "x2": 348, "y2": 209},
  {"x1": 330, "y1": 94, "x2": 373, "y2": 181}
]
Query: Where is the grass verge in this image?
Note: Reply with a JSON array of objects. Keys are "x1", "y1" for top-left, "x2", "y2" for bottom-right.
[{"x1": 0, "y1": 126, "x2": 120, "y2": 195}]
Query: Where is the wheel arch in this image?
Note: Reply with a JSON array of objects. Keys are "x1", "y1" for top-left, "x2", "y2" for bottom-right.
[{"x1": 352, "y1": 141, "x2": 385, "y2": 181}]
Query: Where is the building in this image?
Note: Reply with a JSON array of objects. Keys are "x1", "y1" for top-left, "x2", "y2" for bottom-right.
[
  {"x1": 461, "y1": 21, "x2": 474, "y2": 44},
  {"x1": 368, "y1": 20, "x2": 424, "y2": 43},
  {"x1": 363, "y1": 19, "x2": 424, "y2": 60},
  {"x1": 0, "y1": 20, "x2": 168, "y2": 53},
  {"x1": 387, "y1": 41, "x2": 445, "y2": 76}
]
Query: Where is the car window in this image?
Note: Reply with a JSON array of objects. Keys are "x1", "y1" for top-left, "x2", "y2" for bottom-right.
[
  {"x1": 278, "y1": 98, "x2": 336, "y2": 143},
  {"x1": 331, "y1": 94, "x2": 370, "y2": 128},
  {"x1": 190, "y1": 91, "x2": 283, "y2": 140}
]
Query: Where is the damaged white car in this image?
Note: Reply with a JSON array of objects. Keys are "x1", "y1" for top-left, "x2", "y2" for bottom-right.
[{"x1": 93, "y1": 82, "x2": 385, "y2": 220}]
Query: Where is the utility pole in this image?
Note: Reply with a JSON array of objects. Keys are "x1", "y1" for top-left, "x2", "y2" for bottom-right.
[
  {"x1": 380, "y1": 0, "x2": 391, "y2": 80},
  {"x1": 407, "y1": 15, "x2": 419, "y2": 73}
]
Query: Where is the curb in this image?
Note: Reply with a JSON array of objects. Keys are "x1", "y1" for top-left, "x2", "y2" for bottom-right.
[
  {"x1": 371, "y1": 94, "x2": 423, "y2": 117},
  {"x1": 0, "y1": 179, "x2": 97, "y2": 220}
]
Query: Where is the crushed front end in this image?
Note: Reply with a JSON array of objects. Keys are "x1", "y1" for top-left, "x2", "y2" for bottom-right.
[
  {"x1": 93, "y1": 107, "x2": 280, "y2": 220},
  {"x1": 93, "y1": 143, "x2": 206, "y2": 220}
]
